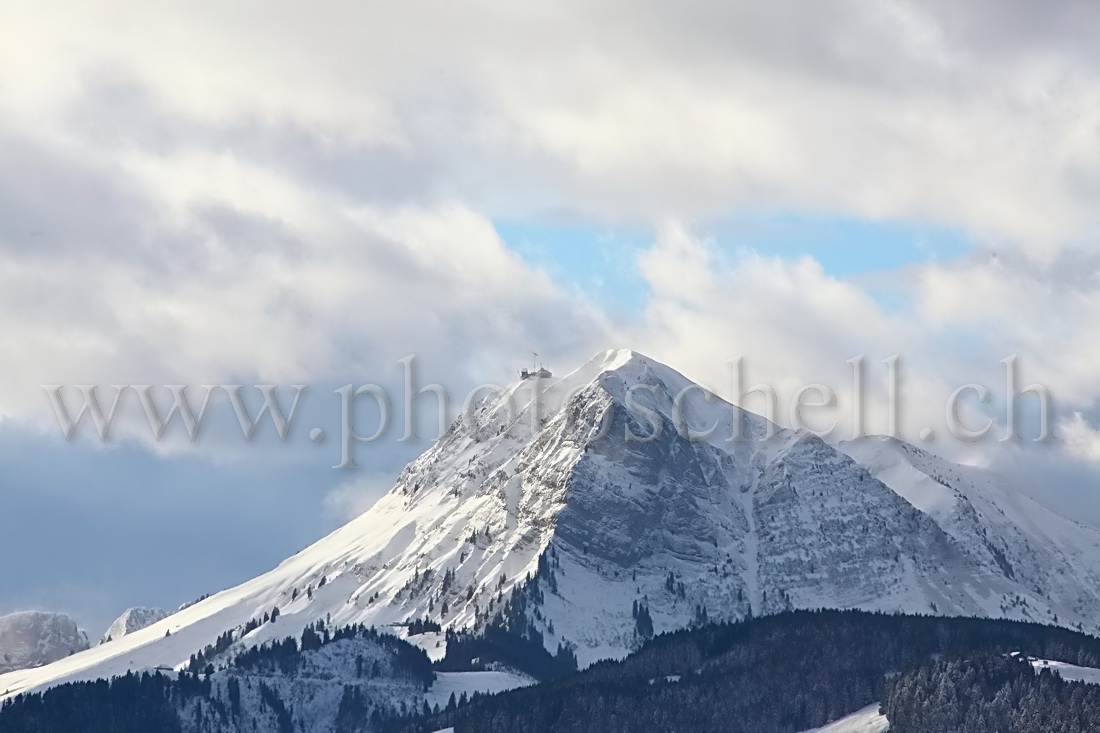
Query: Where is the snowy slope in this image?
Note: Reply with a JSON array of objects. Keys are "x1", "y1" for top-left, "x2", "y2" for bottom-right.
[
  {"x1": 0, "y1": 611, "x2": 89, "y2": 674},
  {"x1": 101, "y1": 607, "x2": 170, "y2": 643},
  {"x1": 840, "y1": 437, "x2": 1100, "y2": 630},
  {"x1": 6, "y1": 349, "x2": 1100, "y2": 701},
  {"x1": 798, "y1": 704, "x2": 889, "y2": 733}
]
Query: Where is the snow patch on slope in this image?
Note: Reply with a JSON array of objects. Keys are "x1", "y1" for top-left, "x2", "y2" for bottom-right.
[
  {"x1": 797, "y1": 704, "x2": 888, "y2": 733},
  {"x1": 424, "y1": 670, "x2": 535, "y2": 707}
]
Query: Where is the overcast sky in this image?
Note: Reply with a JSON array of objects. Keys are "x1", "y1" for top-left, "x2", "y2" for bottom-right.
[{"x1": 4, "y1": 0, "x2": 1100, "y2": 635}]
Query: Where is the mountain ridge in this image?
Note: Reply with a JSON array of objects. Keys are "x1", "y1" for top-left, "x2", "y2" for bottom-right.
[{"x1": 4, "y1": 348, "x2": 1100, "y2": 699}]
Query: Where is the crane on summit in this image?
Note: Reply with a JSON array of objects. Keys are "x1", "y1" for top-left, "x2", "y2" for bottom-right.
[{"x1": 520, "y1": 351, "x2": 553, "y2": 380}]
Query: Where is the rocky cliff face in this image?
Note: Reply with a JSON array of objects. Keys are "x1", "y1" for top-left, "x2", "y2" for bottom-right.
[
  {"x1": 0, "y1": 611, "x2": 89, "y2": 674},
  {"x1": 489, "y1": 354, "x2": 1100, "y2": 661},
  {"x1": 5, "y1": 349, "x2": 1100, "y2": 696}
]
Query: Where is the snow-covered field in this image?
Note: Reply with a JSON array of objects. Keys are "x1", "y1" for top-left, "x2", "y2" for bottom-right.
[
  {"x1": 424, "y1": 670, "x2": 535, "y2": 707},
  {"x1": 798, "y1": 704, "x2": 889, "y2": 733},
  {"x1": 1028, "y1": 657, "x2": 1100, "y2": 685}
]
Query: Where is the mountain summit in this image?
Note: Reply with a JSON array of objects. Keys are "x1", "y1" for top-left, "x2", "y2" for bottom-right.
[
  {"x1": 100, "y1": 608, "x2": 170, "y2": 644},
  {"x1": 5, "y1": 349, "x2": 1100, "y2": 698},
  {"x1": 0, "y1": 612, "x2": 89, "y2": 675}
]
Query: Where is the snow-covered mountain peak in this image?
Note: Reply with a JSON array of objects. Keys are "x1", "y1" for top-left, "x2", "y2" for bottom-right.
[
  {"x1": 101, "y1": 608, "x2": 170, "y2": 644},
  {"x1": 490, "y1": 348, "x2": 664, "y2": 418},
  {"x1": 485, "y1": 348, "x2": 781, "y2": 452},
  {"x1": 7, "y1": 351, "x2": 1100, "y2": 698},
  {"x1": 0, "y1": 612, "x2": 89, "y2": 675}
]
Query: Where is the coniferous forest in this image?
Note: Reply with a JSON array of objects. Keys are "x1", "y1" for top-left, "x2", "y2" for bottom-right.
[
  {"x1": 5, "y1": 610, "x2": 1100, "y2": 732},
  {"x1": 882, "y1": 652, "x2": 1100, "y2": 732},
  {"x1": 402, "y1": 610, "x2": 1100, "y2": 733},
  {"x1": 0, "y1": 672, "x2": 201, "y2": 733}
]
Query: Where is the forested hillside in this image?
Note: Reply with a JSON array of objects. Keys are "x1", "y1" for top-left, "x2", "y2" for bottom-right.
[
  {"x1": 402, "y1": 610, "x2": 1100, "y2": 733},
  {"x1": 6, "y1": 610, "x2": 1100, "y2": 733},
  {"x1": 883, "y1": 653, "x2": 1100, "y2": 732}
]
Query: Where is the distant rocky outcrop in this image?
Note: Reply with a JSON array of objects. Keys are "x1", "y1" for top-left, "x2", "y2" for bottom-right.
[
  {"x1": 100, "y1": 607, "x2": 170, "y2": 644},
  {"x1": 0, "y1": 611, "x2": 89, "y2": 673}
]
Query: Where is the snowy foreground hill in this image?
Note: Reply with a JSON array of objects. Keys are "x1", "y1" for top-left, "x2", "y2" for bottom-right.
[{"x1": 5, "y1": 348, "x2": 1100, "y2": 702}]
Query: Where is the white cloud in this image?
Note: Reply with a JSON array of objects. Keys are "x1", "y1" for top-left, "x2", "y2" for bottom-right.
[
  {"x1": 2, "y1": 2, "x2": 1098, "y2": 429},
  {"x1": 633, "y1": 226, "x2": 928, "y2": 437},
  {"x1": 3, "y1": 0, "x2": 1100, "y2": 246},
  {"x1": 1060, "y1": 412, "x2": 1100, "y2": 464},
  {"x1": 0, "y1": 121, "x2": 613, "y2": 441},
  {"x1": 629, "y1": 229, "x2": 1100, "y2": 494}
]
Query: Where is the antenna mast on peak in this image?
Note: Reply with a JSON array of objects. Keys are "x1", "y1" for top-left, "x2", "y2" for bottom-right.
[{"x1": 521, "y1": 351, "x2": 552, "y2": 380}]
